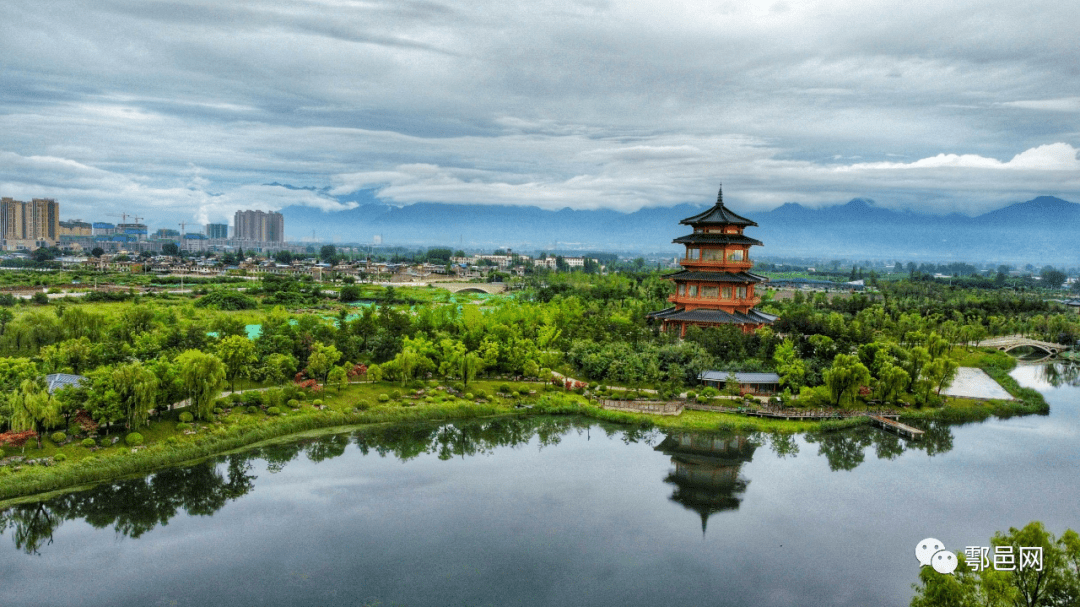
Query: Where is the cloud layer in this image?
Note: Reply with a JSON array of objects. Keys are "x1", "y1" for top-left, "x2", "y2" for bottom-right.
[{"x1": 2, "y1": 0, "x2": 1078, "y2": 233}]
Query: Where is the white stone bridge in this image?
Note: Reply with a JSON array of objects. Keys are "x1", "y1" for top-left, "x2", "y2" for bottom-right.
[
  {"x1": 981, "y1": 336, "x2": 1070, "y2": 356},
  {"x1": 431, "y1": 282, "x2": 507, "y2": 294}
]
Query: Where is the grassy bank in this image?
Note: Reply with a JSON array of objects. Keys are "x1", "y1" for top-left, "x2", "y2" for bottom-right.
[{"x1": 0, "y1": 353, "x2": 1050, "y2": 503}]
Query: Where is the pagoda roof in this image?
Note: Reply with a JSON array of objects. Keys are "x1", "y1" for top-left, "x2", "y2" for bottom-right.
[
  {"x1": 646, "y1": 307, "x2": 777, "y2": 325},
  {"x1": 680, "y1": 187, "x2": 757, "y2": 227},
  {"x1": 672, "y1": 233, "x2": 763, "y2": 246},
  {"x1": 664, "y1": 270, "x2": 769, "y2": 283}
]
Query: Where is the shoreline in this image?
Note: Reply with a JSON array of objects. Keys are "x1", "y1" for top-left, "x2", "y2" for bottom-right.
[{"x1": 0, "y1": 375, "x2": 1049, "y2": 505}]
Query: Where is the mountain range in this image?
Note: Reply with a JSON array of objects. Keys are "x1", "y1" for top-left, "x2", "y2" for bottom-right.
[{"x1": 277, "y1": 191, "x2": 1080, "y2": 265}]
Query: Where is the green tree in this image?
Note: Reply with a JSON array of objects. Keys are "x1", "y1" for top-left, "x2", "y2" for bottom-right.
[
  {"x1": 823, "y1": 354, "x2": 871, "y2": 408},
  {"x1": 320, "y1": 245, "x2": 337, "y2": 263},
  {"x1": 306, "y1": 342, "x2": 342, "y2": 384},
  {"x1": 923, "y1": 357, "x2": 959, "y2": 397},
  {"x1": 328, "y1": 366, "x2": 348, "y2": 392},
  {"x1": 773, "y1": 339, "x2": 807, "y2": 392},
  {"x1": 911, "y1": 522, "x2": 1080, "y2": 607},
  {"x1": 216, "y1": 335, "x2": 257, "y2": 391},
  {"x1": 8, "y1": 379, "x2": 61, "y2": 449},
  {"x1": 876, "y1": 362, "x2": 910, "y2": 404},
  {"x1": 260, "y1": 353, "x2": 297, "y2": 387},
  {"x1": 1040, "y1": 267, "x2": 1067, "y2": 289},
  {"x1": 111, "y1": 361, "x2": 159, "y2": 430},
  {"x1": 175, "y1": 349, "x2": 227, "y2": 421}
]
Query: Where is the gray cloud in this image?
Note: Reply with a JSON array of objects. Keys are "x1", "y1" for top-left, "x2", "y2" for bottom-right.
[{"x1": 1, "y1": 0, "x2": 1077, "y2": 228}]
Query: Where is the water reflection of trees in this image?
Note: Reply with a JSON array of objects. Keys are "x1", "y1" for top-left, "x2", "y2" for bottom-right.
[
  {"x1": 0, "y1": 455, "x2": 256, "y2": 554},
  {"x1": 0, "y1": 417, "x2": 645, "y2": 555},
  {"x1": 803, "y1": 421, "x2": 954, "y2": 472},
  {"x1": 1039, "y1": 362, "x2": 1080, "y2": 388},
  {"x1": 0, "y1": 415, "x2": 958, "y2": 554}
]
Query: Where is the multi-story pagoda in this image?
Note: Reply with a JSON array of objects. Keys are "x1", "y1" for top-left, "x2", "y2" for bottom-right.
[{"x1": 648, "y1": 186, "x2": 776, "y2": 335}]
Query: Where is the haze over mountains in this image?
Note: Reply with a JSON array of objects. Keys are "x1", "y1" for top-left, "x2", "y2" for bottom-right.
[{"x1": 278, "y1": 189, "x2": 1079, "y2": 265}]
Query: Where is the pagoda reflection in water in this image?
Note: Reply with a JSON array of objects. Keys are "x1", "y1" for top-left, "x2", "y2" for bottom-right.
[{"x1": 655, "y1": 432, "x2": 757, "y2": 534}]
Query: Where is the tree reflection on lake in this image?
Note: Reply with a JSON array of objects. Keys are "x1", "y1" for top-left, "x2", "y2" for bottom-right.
[
  {"x1": 1038, "y1": 361, "x2": 1080, "y2": 388},
  {"x1": 0, "y1": 414, "x2": 956, "y2": 555}
]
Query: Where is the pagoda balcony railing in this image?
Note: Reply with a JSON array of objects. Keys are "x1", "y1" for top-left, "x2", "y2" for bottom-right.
[
  {"x1": 668, "y1": 295, "x2": 761, "y2": 308},
  {"x1": 680, "y1": 259, "x2": 754, "y2": 271}
]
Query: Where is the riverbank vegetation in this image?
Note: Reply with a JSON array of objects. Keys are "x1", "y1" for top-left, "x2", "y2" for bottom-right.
[{"x1": 0, "y1": 269, "x2": 1073, "y2": 499}]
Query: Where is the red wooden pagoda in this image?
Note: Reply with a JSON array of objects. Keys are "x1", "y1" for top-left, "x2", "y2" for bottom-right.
[{"x1": 648, "y1": 186, "x2": 776, "y2": 335}]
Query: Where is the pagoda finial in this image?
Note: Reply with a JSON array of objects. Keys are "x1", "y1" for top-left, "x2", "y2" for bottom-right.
[{"x1": 716, "y1": 184, "x2": 723, "y2": 206}]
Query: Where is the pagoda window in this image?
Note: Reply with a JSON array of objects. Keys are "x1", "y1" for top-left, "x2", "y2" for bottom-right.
[
  {"x1": 686, "y1": 247, "x2": 700, "y2": 260},
  {"x1": 702, "y1": 286, "x2": 719, "y2": 298},
  {"x1": 722, "y1": 286, "x2": 732, "y2": 299},
  {"x1": 688, "y1": 285, "x2": 698, "y2": 297},
  {"x1": 736, "y1": 286, "x2": 747, "y2": 298},
  {"x1": 727, "y1": 249, "x2": 744, "y2": 261},
  {"x1": 701, "y1": 248, "x2": 723, "y2": 261},
  {"x1": 678, "y1": 284, "x2": 685, "y2": 296}
]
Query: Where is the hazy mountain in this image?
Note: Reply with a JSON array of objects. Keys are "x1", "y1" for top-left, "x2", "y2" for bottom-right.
[{"x1": 278, "y1": 191, "x2": 1079, "y2": 264}]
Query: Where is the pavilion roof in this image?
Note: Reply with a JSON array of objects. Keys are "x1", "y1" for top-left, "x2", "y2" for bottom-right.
[
  {"x1": 679, "y1": 187, "x2": 757, "y2": 227},
  {"x1": 646, "y1": 307, "x2": 777, "y2": 325},
  {"x1": 672, "y1": 233, "x2": 763, "y2": 246},
  {"x1": 663, "y1": 270, "x2": 768, "y2": 283}
]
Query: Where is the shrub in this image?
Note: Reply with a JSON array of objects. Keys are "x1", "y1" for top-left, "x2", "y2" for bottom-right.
[
  {"x1": 355, "y1": 400, "x2": 370, "y2": 411},
  {"x1": 451, "y1": 382, "x2": 465, "y2": 392},
  {"x1": 312, "y1": 399, "x2": 323, "y2": 407},
  {"x1": 68, "y1": 424, "x2": 82, "y2": 435},
  {"x1": 125, "y1": 433, "x2": 144, "y2": 447},
  {"x1": 176, "y1": 422, "x2": 192, "y2": 431},
  {"x1": 407, "y1": 379, "x2": 424, "y2": 390},
  {"x1": 266, "y1": 407, "x2": 281, "y2": 415},
  {"x1": 499, "y1": 383, "x2": 513, "y2": 394},
  {"x1": 465, "y1": 392, "x2": 474, "y2": 400},
  {"x1": 229, "y1": 393, "x2": 244, "y2": 404},
  {"x1": 53, "y1": 453, "x2": 67, "y2": 462},
  {"x1": 473, "y1": 388, "x2": 487, "y2": 399},
  {"x1": 390, "y1": 390, "x2": 402, "y2": 400},
  {"x1": 287, "y1": 399, "x2": 299, "y2": 408},
  {"x1": 179, "y1": 412, "x2": 194, "y2": 423},
  {"x1": 686, "y1": 391, "x2": 697, "y2": 401},
  {"x1": 246, "y1": 406, "x2": 258, "y2": 414},
  {"x1": 214, "y1": 407, "x2": 224, "y2": 415},
  {"x1": 50, "y1": 431, "x2": 67, "y2": 444},
  {"x1": 518, "y1": 387, "x2": 530, "y2": 396},
  {"x1": 377, "y1": 394, "x2": 390, "y2": 402},
  {"x1": 81, "y1": 438, "x2": 96, "y2": 448}
]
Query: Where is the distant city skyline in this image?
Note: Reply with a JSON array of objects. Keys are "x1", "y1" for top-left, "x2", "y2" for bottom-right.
[{"x1": 1, "y1": 1, "x2": 1078, "y2": 230}]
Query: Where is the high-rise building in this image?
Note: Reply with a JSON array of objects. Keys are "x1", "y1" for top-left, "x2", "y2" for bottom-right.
[
  {"x1": 206, "y1": 223, "x2": 229, "y2": 239},
  {"x1": 0, "y1": 197, "x2": 60, "y2": 249},
  {"x1": 647, "y1": 186, "x2": 777, "y2": 335},
  {"x1": 233, "y1": 210, "x2": 284, "y2": 242}
]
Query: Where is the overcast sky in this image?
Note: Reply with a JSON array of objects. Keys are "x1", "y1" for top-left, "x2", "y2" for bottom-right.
[{"x1": 2, "y1": 0, "x2": 1078, "y2": 228}]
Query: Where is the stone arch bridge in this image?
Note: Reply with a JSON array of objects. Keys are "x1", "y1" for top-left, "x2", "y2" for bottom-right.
[
  {"x1": 431, "y1": 282, "x2": 507, "y2": 294},
  {"x1": 980, "y1": 336, "x2": 1070, "y2": 356}
]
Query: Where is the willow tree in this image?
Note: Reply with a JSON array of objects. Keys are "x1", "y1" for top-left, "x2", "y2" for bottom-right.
[
  {"x1": 216, "y1": 335, "x2": 257, "y2": 391},
  {"x1": 8, "y1": 379, "x2": 60, "y2": 449},
  {"x1": 175, "y1": 349, "x2": 226, "y2": 421},
  {"x1": 111, "y1": 361, "x2": 158, "y2": 430}
]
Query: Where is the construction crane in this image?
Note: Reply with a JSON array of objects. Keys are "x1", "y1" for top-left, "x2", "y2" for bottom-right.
[{"x1": 105, "y1": 213, "x2": 145, "y2": 225}]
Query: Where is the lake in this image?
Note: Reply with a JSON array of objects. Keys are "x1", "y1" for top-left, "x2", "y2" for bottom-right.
[{"x1": 2, "y1": 363, "x2": 1077, "y2": 606}]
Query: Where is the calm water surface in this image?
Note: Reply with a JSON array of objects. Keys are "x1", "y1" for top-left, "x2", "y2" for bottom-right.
[{"x1": 2, "y1": 363, "x2": 1077, "y2": 606}]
